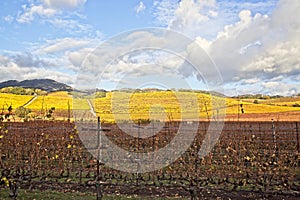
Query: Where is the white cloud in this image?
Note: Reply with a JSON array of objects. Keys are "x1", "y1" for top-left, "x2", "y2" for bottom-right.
[
  {"x1": 261, "y1": 81, "x2": 298, "y2": 96},
  {"x1": 66, "y1": 47, "x2": 94, "y2": 70},
  {"x1": 47, "y1": 18, "x2": 92, "y2": 34},
  {"x1": 153, "y1": 0, "x2": 299, "y2": 95},
  {"x1": 153, "y1": 0, "x2": 218, "y2": 37},
  {"x1": 239, "y1": 41, "x2": 262, "y2": 55},
  {"x1": 4, "y1": 0, "x2": 299, "y2": 95},
  {"x1": 3, "y1": 15, "x2": 14, "y2": 23},
  {"x1": 0, "y1": 54, "x2": 75, "y2": 85},
  {"x1": 153, "y1": 0, "x2": 178, "y2": 26},
  {"x1": 170, "y1": 0, "x2": 216, "y2": 36},
  {"x1": 0, "y1": 55, "x2": 9, "y2": 64},
  {"x1": 31, "y1": 35, "x2": 102, "y2": 73},
  {"x1": 72, "y1": 29, "x2": 218, "y2": 91},
  {"x1": 11, "y1": 52, "x2": 57, "y2": 68},
  {"x1": 17, "y1": 4, "x2": 57, "y2": 23},
  {"x1": 195, "y1": 37, "x2": 212, "y2": 52},
  {"x1": 41, "y1": 0, "x2": 87, "y2": 10},
  {"x1": 135, "y1": 2, "x2": 146, "y2": 14},
  {"x1": 36, "y1": 38, "x2": 91, "y2": 54},
  {"x1": 208, "y1": 10, "x2": 218, "y2": 17},
  {"x1": 262, "y1": 81, "x2": 280, "y2": 89},
  {"x1": 154, "y1": 0, "x2": 216, "y2": 26},
  {"x1": 153, "y1": 0, "x2": 278, "y2": 39},
  {"x1": 15, "y1": 0, "x2": 89, "y2": 34},
  {"x1": 242, "y1": 78, "x2": 260, "y2": 84}
]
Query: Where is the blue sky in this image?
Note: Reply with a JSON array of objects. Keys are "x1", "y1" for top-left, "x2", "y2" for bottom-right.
[{"x1": 0, "y1": 0, "x2": 299, "y2": 96}]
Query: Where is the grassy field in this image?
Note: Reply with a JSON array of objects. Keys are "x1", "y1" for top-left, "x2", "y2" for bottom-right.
[{"x1": 0, "y1": 189, "x2": 187, "y2": 200}]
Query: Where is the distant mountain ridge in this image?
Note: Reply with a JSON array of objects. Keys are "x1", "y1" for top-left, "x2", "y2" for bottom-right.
[{"x1": 0, "y1": 79, "x2": 73, "y2": 92}]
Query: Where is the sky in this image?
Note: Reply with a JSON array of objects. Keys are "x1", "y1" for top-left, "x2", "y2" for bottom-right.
[{"x1": 0, "y1": 0, "x2": 299, "y2": 96}]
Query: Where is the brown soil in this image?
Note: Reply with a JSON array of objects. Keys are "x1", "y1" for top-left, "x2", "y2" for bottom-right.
[
  {"x1": 27, "y1": 183, "x2": 300, "y2": 200},
  {"x1": 225, "y1": 111, "x2": 300, "y2": 122}
]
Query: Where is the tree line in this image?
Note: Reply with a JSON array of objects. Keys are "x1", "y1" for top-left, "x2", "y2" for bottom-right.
[{"x1": 0, "y1": 87, "x2": 47, "y2": 96}]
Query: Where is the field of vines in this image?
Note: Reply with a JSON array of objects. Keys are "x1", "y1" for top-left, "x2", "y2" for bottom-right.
[
  {"x1": 0, "y1": 120, "x2": 299, "y2": 199},
  {"x1": 26, "y1": 92, "x2": 90, "y2": 111},
  {"x1": 1, "y1": 91, "x2": 300, "y2": 123},
  {"x1": 0, "y1": 93, "x2": 33, "y2": 109},
  {"x1": 92, "y1": 91, "x2": 300, "y2": 123}
]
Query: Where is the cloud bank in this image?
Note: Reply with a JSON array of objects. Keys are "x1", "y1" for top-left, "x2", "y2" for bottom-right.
[
  {"x1": 153, "y1": 0, "x2": 299, "y2": 95},
  {"x1": 1, "y1": 0, "x2": 299, "y2": 96}
]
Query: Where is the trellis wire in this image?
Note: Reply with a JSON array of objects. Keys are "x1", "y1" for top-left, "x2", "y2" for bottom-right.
[{"x1": 0, "y1": 120, "x2": 299, "y2": 199}]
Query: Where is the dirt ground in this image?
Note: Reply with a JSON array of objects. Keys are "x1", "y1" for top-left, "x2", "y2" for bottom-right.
[
  {"x1": 225, "y1": 111, "x2": 300, "y2": 122},
  {"x1": 27, "y1": 183, "x2": 300, "y2": 200},
  {"x1": 106, "y1": 186, "x2": 300, "y2": 200}
]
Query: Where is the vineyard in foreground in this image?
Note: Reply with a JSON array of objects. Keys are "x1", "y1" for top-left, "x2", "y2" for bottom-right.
[{"x1": 0, "y1": 120, "x2": 299, "y2": 199}]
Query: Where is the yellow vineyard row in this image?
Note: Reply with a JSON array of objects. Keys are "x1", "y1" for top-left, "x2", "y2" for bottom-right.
[
  {"x1": 1, "y1": 91, "x2": 300, "y2": 121},
  {"x1": 27, "y1": 92, "x2": 90, "y2": 110},
  {"x1": 0, "y1": 93, "x2": 34, "y2": 109}
]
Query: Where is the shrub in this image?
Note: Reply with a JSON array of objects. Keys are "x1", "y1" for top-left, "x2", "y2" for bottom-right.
[
  {"x1": 15, "y1": 106, "x2": 31, "y2": 119},
  {"x1": 253, "y1": 100, "x2": 259, "y2": 104}
]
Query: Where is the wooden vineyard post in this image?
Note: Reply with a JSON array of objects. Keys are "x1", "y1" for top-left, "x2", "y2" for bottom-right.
[
  {"x1": 237, "y1": 99, "x2": 240, "y2": 122},
  {"x1": 96, "y1": 116, "x2": 103, "y2": 200},
  {"x1": 258, "y1": 122, "x2": 262, "y2": 145},
  {"x1": 192, "y1": 130, "x2": 201, "y2": 200},
  {"x1": 93, "y1": 116, "x2": 110, "y2": 200},
  {"x1": 134, "y1": 120, "x2": 142, "y2": 187},
  {"x1": 271, "y1": 119, "x2": 277, "y2": 152},
  {"x1": 98, "y1": 116, "x2": 101, "y2": 161},
  {"x1": 67, "y1": 100, "x2": 70, "y2": 123},
  {"x1": 152, "y1": 122, "x2": 155, "y2": 170},
  {"x1": 163, "y1": 123, "x2": 170, "y2": 148},
  {"x1": 96, "y1": 159, "x2": 102, "y2": 200},
  {"x1": 137, "y1": 120, "x2": 140, "y2": 187},
  {"x1": 296, "y1": 122, "x2": 299, "y2": 154},
  {"x1": 147, "y1": 122, "x2": 157, "y2": 171}
]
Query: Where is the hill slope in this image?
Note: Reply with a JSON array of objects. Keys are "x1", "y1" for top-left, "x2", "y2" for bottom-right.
[{"x1": 0, "y1": 79, "x2": 73, "y2": 92}]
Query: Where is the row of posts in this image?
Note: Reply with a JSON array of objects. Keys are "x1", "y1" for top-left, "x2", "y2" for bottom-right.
[{"x1": 93, "y1": 117, "x2": 300, "y2": 200}]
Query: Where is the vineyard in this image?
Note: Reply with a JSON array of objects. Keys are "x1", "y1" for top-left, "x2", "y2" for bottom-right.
[
  {"x1": 0, "y1": 91, "x2": 300, "y2": 199},
  {"x1": 26, "y1": 92, "x2": 90, "y2": 111},
  {"x1": 92, "y1": 91, "x2": 300, "y2": 122},
  {"x1": 0, "y1": 93, "x2": 34, "y2": 109},
  {"x1": 1, "y1": 91, "x2": 300, "y2": 122},
  {"x1": 0, "y1": 120, "x2": 299, "y2": 199}
]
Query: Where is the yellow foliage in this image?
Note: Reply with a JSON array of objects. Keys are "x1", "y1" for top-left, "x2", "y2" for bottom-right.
[
  {"x1": 0, "y1": 93, "x2": 33, "y2": 108},
  {"x1": 1, "y1": 91, "x2": 300, "y2": 122},
  {"x1": 1, "y1": 177, "x2": 9, "y2": 187},
  {"x1": 47, "y1": 91, "x2": 71, "y2": 98},
  {"x1": 26, "y1": 92, "x2": 89, "y2": 110},
  {"x1": 93, "y1": 91, "x2": 221, "y2": 122}
]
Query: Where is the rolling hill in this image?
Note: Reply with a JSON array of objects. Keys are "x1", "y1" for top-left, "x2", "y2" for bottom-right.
[
  {"x1": 0, "y1": 79, "x2": 299, "y2": 122},
  {"x1": 0, "y1": 79, "x2": 73, "y2": 92}
]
